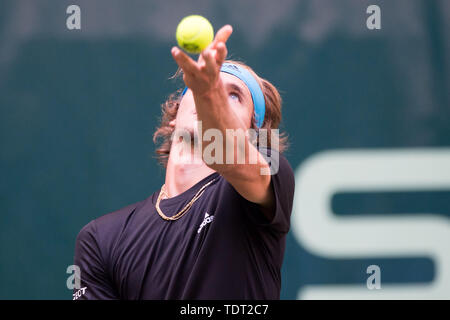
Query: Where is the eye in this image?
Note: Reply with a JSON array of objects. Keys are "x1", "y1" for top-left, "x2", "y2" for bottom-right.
[{"x1": 229, "y1": 92, "x2": 240, "y2": 102}]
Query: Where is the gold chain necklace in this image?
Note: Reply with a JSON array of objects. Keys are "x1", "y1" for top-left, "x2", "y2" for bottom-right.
[{"x1": 155, "y1": 178, "x2": 217, "y2": 221}]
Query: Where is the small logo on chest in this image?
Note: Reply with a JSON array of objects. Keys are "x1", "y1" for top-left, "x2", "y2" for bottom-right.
[{"x1": 197, "y1": 212, "x2": 214, "y2": 234}]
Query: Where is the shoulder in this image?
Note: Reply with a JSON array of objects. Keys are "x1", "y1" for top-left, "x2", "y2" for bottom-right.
[
  {"x1": 76, "y1": 197, "x2": 149, "y2": 254},
  {"x1": 95, "y1": 199, "x2": 147, "y2": 232},
  {"x1": 240, "y1": 148, "x2": 295, "y2": 234},
  {"x1": 259, "y1": 147, "x2": 295, "y2": 182},
  {"x1": 276, "y1": 152, "x2": 295, "y2": 185},
  {"x1": 214, "y1": 148, "x2": 295, "y2": 197}
]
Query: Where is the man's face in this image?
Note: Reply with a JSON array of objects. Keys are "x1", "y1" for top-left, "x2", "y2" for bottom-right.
[{"x1": 174, "y1": 72, "x2": 254, "y2": 137}]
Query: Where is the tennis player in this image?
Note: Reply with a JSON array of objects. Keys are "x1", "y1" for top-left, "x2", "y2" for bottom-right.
[{"x1": 73, "y1": 25, "x2": 295, "y2": 299}]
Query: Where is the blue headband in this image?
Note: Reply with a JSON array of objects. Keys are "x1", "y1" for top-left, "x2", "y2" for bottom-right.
[{"x1": 181, "y1": 63, "x2": 266, "y2": 128}]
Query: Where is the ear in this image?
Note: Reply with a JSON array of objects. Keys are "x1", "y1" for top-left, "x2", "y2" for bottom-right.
[{"x1": 169, "y1": 119, "x2": 176, "y2": 127}]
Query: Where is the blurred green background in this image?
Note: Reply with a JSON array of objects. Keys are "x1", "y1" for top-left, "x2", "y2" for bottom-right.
[{"x1": 0, "y1": 0, "x2": 449, "y2": 299}]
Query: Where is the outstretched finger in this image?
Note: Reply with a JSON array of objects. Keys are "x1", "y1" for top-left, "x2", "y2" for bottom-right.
[
  {"x1": 215, "y1": 42, "x2": 227, "y2": 65},
  {"x1": 171, "y1": 47, "x2": 199, "y2": 75},
  {"x1": 201, "y1": 49, "x2": 217, "y2": 76},
  {"x1": 212, "y1": 25, "x2": 233, "y2": 48}
]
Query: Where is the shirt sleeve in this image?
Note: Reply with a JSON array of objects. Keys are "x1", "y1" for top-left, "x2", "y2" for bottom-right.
[
  {"x1": 73, "y1": 220, "x2": 119, "y2": 300},
  {"x1": 244, "y1": 149, "x2": 295, "y2": 234}
]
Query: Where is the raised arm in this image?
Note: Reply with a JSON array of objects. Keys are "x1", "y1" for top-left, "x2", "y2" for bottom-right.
[{"x1": 171, "y1": 25, "x2": 275, "y2": 218}]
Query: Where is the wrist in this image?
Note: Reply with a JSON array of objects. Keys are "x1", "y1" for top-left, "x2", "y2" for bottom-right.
[{"x1": 195, "y1": 78, "x2": 224, "y2": 100}]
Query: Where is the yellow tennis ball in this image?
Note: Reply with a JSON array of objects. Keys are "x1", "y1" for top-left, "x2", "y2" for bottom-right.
[{"x1": 176, "y1": 15, "x2": 214, "y2": 54}]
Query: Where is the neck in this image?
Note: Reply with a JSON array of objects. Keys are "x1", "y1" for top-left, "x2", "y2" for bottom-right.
[{"x1": 164, "y1": 141, "x2": 215, "y2": 198}]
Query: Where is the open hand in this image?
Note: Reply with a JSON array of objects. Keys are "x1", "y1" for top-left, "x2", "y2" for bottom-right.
[{"x1": 171, "y1": 25, "x2": 233, "y2": 96}]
